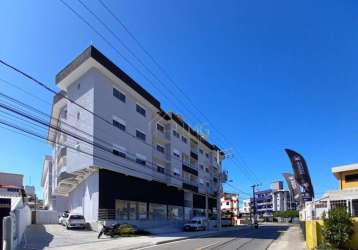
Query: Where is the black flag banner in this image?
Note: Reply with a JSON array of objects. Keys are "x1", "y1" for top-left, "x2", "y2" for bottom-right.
[
  {"x1": 282, "y1": 172, "x2": 303, "y2": 204},
  {"x1": 285, "y1": 149, "x2": 314, "y2": 199}
]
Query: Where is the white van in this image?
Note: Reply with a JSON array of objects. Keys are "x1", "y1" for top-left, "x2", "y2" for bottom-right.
[{"x1": 183, "y1": 217, "x2": 208, "y2": 231}]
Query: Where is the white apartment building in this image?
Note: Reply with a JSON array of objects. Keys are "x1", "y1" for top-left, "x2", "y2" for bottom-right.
[
  {"x1": 42, "y1": 46, "x2": 225, "y2": 228},
  {"x1": 221, "y1": 192, "x2": 239, "y2": 225},
  {"x1": 242, "y1": 199, "x2": 251, "y2": 214}
]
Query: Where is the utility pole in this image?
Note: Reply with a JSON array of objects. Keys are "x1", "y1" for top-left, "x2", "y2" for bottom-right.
[
  {"x1": 216, "y1": 149, "x2": 222, "y2": 231},
  {"x1": 251, "y1": 184, "x2": 259, "y2": 224}
]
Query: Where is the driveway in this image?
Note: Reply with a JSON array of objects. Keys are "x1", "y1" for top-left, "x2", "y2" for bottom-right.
[{"x1": 20, "y1": 224, "x2": 103, "y2": 249}]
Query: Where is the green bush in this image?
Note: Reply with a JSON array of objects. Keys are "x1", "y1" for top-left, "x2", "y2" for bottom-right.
[
  {"x1": 273, "y1": 210, "x2": 299, "y2": 218},
  {"x1": 322, "y1": 208, "x2": 354, "y2": 249}
]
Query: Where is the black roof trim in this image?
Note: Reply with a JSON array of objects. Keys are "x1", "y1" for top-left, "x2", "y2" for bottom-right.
[
  {"x1": 56, "y1": 46, "x2": 161, "y2": 109},
  {"x1": 170, "y1": 112, "x2": 221, "y2": 151}
]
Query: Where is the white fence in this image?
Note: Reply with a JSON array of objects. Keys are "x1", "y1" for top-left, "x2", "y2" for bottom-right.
[
  {"x1": 3, "y1": 205, "x2": 31, "y2": 250},
  {"x1": 34, "y1": 210, "x2": 59, "y2": 224}
]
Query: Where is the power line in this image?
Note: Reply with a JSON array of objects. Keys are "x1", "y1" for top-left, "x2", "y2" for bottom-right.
[
  {"x1": 94, "y1": 0, "x2": 261, "y2": 184},
  {"x1": 0, "y1": 106, "x2": 219, "y2": 198}
]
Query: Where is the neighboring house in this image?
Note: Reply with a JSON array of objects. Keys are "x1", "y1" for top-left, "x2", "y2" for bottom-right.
[
  {"x1": 241, "y1": 199, "x2": 251, "y2": 214},
  {"x1": 0, "y1": 172, "x2": 25, "y2": 210},
  {"x1": 221, "y1": 192, "x2": 239, "y2": 225},
  {"x1": 42, "y1": 46, "x2": 225, "y2": 228},
  {"x1": 301, "y1": 163, "x2": 358, "y2": 220}
]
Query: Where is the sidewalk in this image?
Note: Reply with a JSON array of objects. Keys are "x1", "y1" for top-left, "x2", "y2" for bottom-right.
[
  {"x1": 268, "y1": 225, "x2": 306, "y2": 250},
  {"x1": 42, "y1": 227, "x2": 240, "y2": 250}
]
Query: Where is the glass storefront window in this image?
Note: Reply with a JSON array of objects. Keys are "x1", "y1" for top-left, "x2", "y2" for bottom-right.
[
  {"x1": 115, "y1": 200, "x2": 128, "y2": 220},
  {"x1": 138, "y1": 202, "x2": 147, "y2": 220},
  {"x1": 129, "y1": 201, "x2": 137, "y2": 220},
  {"x1": 149, "y1": 203, "x2": 167, "y2": 220},
  {"x1": 168, "y1": 206, "x2": 183, "y2": 220}
]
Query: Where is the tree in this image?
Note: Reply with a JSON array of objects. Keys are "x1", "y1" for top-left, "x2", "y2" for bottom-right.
[{"x1": 322, "y1": 208, "x2": 354, "y2": 249}]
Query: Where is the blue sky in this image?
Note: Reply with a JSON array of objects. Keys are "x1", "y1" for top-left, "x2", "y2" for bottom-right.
[{"x1": 0, "y1": 0, "x2": 357, "y2": 201}]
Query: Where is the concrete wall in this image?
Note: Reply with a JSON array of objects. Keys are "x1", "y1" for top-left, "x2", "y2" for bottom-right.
[
  {"x1": 34, "y1": 210, "x2": 58, "y2": 224},
  {"x1": 305, "y1": 217, "x2": 358, "y2": 249},
  {"x1": 5, "y1": 205, "x2": 32, "y2": 250},
  {"x1": 68, "y1": 173, "x2": 99, "y2": 223}
]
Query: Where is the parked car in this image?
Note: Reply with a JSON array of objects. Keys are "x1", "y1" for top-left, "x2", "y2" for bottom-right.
[
  {"x1": 183, "y1": 217, "x2": 207, "y2": 231},
  {"x1": 58, "y1": 211, "x2": 69, "y2": 226},
  {"x1": 64, "y1": 214, "x2": 86, "y2": 229}
]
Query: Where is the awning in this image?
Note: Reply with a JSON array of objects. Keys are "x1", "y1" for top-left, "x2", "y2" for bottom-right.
[{"x1": 55, "y1": 166, "x2": 98, "y2": 196}]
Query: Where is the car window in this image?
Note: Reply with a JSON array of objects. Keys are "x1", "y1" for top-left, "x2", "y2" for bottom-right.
[
  {"x1": 63, "y1": 213, "x2": 69, "y2": 218},
  {"x1": 70, "y1": 215, "x2": 84, "y2": 219}
]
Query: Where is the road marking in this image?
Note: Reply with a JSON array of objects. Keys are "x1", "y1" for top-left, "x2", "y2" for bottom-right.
[{"x1": 194, "y1": 241, "x2": 221, "y2": 250}]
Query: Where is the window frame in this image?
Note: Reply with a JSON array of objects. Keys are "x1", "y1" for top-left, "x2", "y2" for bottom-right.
[
  {"x1": 136, "y1": 129, "x2": 146, "y2": 141},
  {"x1": 136, "y1": 103, "x2": 146, "y2": 117},
  {"x1": 113, "y1": 87, "x2": 126, "y2": 102}
]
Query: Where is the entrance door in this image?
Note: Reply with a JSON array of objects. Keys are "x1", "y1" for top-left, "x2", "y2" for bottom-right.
[{"x1": 0, "y1": 198, "x2": 11, "y2": 250}]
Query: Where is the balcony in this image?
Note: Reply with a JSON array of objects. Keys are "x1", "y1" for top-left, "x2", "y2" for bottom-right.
[
  {"x1": 183, "y1": 182, "x2": 198, "y2": 193},
  {"x1": 190, "y1": 151, "x2": 198, "y2": 160},
  {"x1": 153, "y1": 150, "x2": 171, "y2": 162},
  {"x1": 153, "y1": 129, "x2": 170, "y2": 144},
  {"x1": 182, "y1": 164, "x2": 198, "y2": 176}
]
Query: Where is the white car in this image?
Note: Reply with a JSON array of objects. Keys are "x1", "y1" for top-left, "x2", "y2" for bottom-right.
[
  {"x1": 183, "y1": 217, "x2": 208, "y2": 231},
  {"x1": 58, "y1": 212, "x2": 69, "y2": 226},
  {"x1": 64, "y1": 214, "x2": 86, "y2": 229}
]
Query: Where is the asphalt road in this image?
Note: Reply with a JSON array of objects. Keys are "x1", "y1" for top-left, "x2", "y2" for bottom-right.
[{"x1": 138, "y1": 225, "x2": 290, "y2": 250}]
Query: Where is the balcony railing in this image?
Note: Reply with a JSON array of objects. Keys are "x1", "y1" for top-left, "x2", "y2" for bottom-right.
[
  {"x1": 153, "y1": 129, "x2": 170, "y2": 141},
  {"x1": 190, "y1": 151, "x2": 198, "y2": 160}
]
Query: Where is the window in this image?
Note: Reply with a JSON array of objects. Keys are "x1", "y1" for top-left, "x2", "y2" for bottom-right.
[
  {"x1": 330, "y1": 200, "x2": 347, "y2": 210},
  {"x1": 205, "y1": 167, "x2": 209, "y2": 173},
  {"x1": 181, "y1": 136, "x2": 187, "y2": 144},
  {"x1": 205, "y1": 152, "x2": 209, "y2": 158},
  {"x1": 136, "y1": 153, "x2": 146, "y2": 166},
  {"x1": 345, "y1": 174, "x2": 358, "y2": 182},
  {"x1": 136, "y1": 158, "x2": 146, "y2": 166},
  {"x1": 149, "y1": 203, "x2": 167, "y2": 220},
  {"x1": 112, "y1": 149, "x2": 126, "y2": 158},
  {"x1": 157, "y1": 165, "x2": 165, "y2": 174},
  {"x1": 136, "y1": 104, "x2": 146, "y2": 116},
  {"x1": 129, "y1": 201, "x2": 137, "y2": 220},
  {"x1": 115, "y1": 200, "x2": 129, "y2": 220},
  {"x1": 113, "y1": 88, "x2": 126, "y2": 102},
  {"x1": 173, "y1": 149, "x2": 180, "y2": 158},
  {"x1": 168, "y1": 206, "x2": 183, "y2": 220},
  {"x1": 77, "y1": 83, "x2": 80, "y2": 90},
  {"x1": 138, "y1": 202, "x2": 147, "y2": 220},
  {"x1": 77, "y1": 112, "x2": 80, "y2": 120},
  {"x1": 136, "y1": 130, "x2": 146, "y2": 141},
  {"x1": 113, "y1": 119, "x2": 126, "y2": 131},
  {"x1": 172, "y1": 130, "x2": 180, "y2": 138},
  {"x1": 156, "y1": 144, "x2": 165, "y2": 153},
  {"x1": 226, "y1": 202, "x2": 230, "y2": 205},
  {"x1": 157, "y1": 123, "x2": 164, "y2": 133},
  {"x1": 199, "y1": 149, "x2": 203, "y2": 154}
]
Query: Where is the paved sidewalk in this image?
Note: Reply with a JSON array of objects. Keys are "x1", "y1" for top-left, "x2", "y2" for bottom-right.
[
  {"x1": 267, "y1": 225, "x2": 306, "y2": 250},
  {"x1": 20, "y1": 224, "x2": 241, "y2": 250}
]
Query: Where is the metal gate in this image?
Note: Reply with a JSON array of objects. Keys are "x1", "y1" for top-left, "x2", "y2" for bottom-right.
[{"x1": 0, "y1": 198, "x2": 11, "y2": 250}]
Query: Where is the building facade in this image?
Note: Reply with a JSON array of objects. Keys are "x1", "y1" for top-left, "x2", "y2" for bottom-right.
[
  {"x1": 253, "y1": 181, "x2": 293, "y2": 219},
  {"x1": 221, "y1": 192, "x2": 239, "y2": 225},
  {"x1": 42, "y1": 46, "x2": 225, "y2": 227},
  {"x1": 301, "y1": 163, "x2": 358, "y2": 220},
  {"x1": 241, "y1": 199, "x2": 251, "y2": 214}
]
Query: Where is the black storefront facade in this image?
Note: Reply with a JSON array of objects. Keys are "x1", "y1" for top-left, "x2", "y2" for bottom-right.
[{"x1": 97, "y1": 169, "x2": 218, "y2": 221}]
